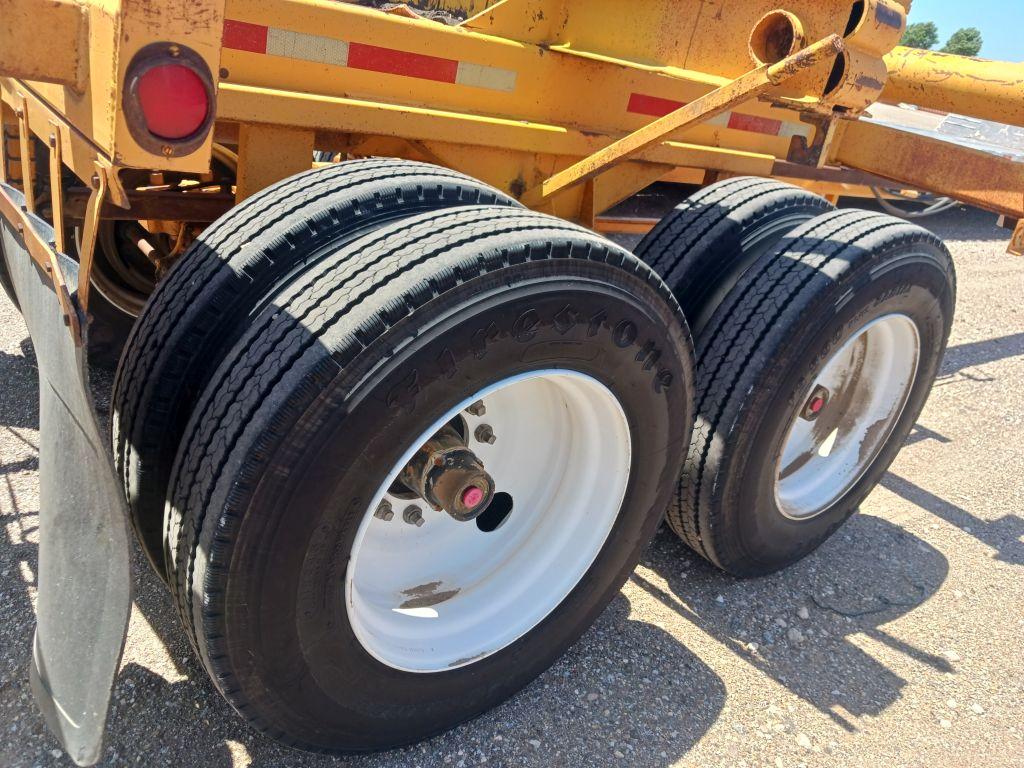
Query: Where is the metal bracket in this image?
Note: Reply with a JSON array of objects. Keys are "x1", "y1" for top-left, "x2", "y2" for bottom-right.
[{"x1": 0, "y1": 181, "x2": 82, "y2": 341}]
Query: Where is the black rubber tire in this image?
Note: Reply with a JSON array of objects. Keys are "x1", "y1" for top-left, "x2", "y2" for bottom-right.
[
  {"x1": 111, "y1": 159, "x2": 518, "y2": 577},
  {"x1": 635, "y1": 177, "x2": 834, "y2": 339},
  {"x1": 675, "y1": 209, "x2": 956, "y2": 576},
  {"x1": 84, "y1": 290, "x2": 135, "y2": 370},
  {"x1": 165, "y1": 205, "x2": 695, "y2": 752},
  {"x1": 0, "y1": 252, "x2": 18, "y2": 311}
]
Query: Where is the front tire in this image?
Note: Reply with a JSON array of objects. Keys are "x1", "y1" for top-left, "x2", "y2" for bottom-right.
[{"x1": 165, "y1": 205, "x2": 695, "y2": 750}]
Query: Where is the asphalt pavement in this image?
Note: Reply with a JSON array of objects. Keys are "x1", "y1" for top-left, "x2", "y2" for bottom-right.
[{"x1": 1, "y1": 205, "x2": 1022, "y2": 767}]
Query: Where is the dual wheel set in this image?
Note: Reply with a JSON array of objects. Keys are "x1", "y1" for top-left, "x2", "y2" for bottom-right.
[{"x1": 108, "y1": 160, "x2": 955, "y2": 751}]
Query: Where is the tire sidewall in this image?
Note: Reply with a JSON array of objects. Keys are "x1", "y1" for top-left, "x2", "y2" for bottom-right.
[
  {"x1": 712, "y1": 244, "x2": 954, "y2": 572},
  {"x1": 213, "y1": 259, "x2": 694, "y2": 747}
]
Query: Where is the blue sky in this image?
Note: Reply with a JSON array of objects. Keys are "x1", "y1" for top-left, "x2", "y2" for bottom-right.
[{"x1": 907, "y1": 0, "x2": 1021, "y2": 61}]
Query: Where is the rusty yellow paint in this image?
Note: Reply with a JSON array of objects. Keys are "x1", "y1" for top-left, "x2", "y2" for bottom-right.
[
  {"x1": 15, "y1": 96, "x2": 35, "y2": 213},
  {"x1": 47, "y1": 126, "x2": 67, "y2": 253},
  {"x1": 76, "y1": 163, "x2": 109, "y2": 314},
  {"x1": 0, "y1": 0, "x2": 87, "y2": 89},
  {"x1": 882, "y1": 47, "x2": 1024, "y2": 130},
  {"x1": 0, "y1": 0, "x2": 1018, "y2": 259},
  {"x1": 1, "y1": 1, "x2": 224, "y2": 175},
  {"x1": 1008, "y1": 219, "x2": 1024, "y2": 258},
  {"x1": 522, "y1": 35, "x2": 844, "y2": 205},
  {"x1": 235, "y1": 123, "x2": 314, "y2": 202},
  {"x1": 832, "y1": 120, "x2": 1024, "y2": 219}
]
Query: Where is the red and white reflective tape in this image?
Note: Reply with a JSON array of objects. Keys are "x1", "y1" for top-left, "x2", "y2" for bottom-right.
[
  {"x1": 627, "y1": 92, "x2": 812, "y2": 140},
  {"x1": 222, "y1": 19, "x2": 518, "y2": 92}
]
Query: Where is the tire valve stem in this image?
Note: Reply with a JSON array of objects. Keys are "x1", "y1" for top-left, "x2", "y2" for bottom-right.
[
  {"x1": 374, "y1": 500, "x2": 394, "y2": 521},
  {"x1": 403, "y1": 505, "x2": 425, "y2": 527},
  {"x1": 802, "y1": 385, "x2": 830, "y2": 421}
]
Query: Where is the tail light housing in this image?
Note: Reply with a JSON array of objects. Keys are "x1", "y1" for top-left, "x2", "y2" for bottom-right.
[{"x1": 124, "y1": 43, "x2": 214, "y2": 157}]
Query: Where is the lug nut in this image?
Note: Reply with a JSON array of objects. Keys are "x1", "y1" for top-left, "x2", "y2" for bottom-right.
[
  {"x1": 801, "y1": 385, "x2": 830, "y2": 421},
  {"x1": 474, "y1": 424, "x2": 496, "y2": 444},
  {"x1": 374, "y1": 500, "x2": 394, "y2": 521},
  {"x1": 403, "y1": 505, "x2": 425, "y2": 527},
  {"x1": 465, "y1": 400, "x2": 486, "y2": 417}
]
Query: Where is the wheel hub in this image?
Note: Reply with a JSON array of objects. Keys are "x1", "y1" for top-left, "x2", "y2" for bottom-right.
[
  {"x1": 775, "y1": 314, "x2": 920, "y2": 521},
  {"x1": 398, "y1": 423, "x2": 496, "y2": 522},
  {"x1": 345, "y1": 370, "x2": 632, "y2": 672}
]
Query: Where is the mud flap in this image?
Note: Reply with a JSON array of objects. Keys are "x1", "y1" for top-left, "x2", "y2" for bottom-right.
[{"x1": 0, "y1": 185, "x2": 131, "y2": 766}]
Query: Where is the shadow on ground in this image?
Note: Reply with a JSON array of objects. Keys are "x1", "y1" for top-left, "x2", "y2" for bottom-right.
[{"x1": 640, "y1": 514, "x2": 949, "y2": 734}]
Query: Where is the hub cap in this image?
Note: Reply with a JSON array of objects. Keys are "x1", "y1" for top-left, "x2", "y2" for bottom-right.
[
  {"x1": 346, "y1": 370, "x2": 632, "y2": 672},
  {"x1": 775, "y1": 314, "x2": 920, "y2": 520}
]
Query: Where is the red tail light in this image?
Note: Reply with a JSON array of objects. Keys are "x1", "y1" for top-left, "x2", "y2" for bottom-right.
[
  {"x1": 136, "y1": 64, "x2": 209, "y2": 140},
  {"x1": 124, "y1": 44, "x2": 214, "y2": 156}
]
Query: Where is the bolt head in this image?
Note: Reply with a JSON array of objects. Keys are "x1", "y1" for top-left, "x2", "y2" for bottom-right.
[
  {"x1": 403, "y1": 505, "x2": 425, "y2": 527},
  {"x1": 465, "y1": 400, "x2": 486, "y2": 417},
  {"x1": 474, "y1": 424, "x2": 496, "y2": 445},
  {"x1": 374, "y1": 500, "x2": 394, "y2": 521}
]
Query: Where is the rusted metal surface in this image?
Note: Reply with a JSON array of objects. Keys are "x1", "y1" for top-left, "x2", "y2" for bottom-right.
[
  {"x1": 1009, "y1": 219, "x2": 1024, "y2": 258},
  {"x1": 882, "y1": 47, "x2": 1024, "y2": 130},
  {"x1": 47, "y1": 130, "x2": 66, "y2": 253},
  {"x1": 833, "y1": 119, "x2": 1024, "y2": 220},
  {"x1": 63, "y1": 188, "x2": 234, "y2": 222}
]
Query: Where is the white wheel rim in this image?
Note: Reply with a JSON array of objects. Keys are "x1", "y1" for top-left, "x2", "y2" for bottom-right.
[
  {"x1": 775, "y1": 314, "x2": 920, "y2": 520},
  {"x1": 345, "y1": 370, "x2": 632, "y2": 673}
]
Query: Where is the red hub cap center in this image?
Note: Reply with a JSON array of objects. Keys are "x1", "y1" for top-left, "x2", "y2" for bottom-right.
[{"x1": 461, "y1": 485, "x2": 485, "y2": 509}]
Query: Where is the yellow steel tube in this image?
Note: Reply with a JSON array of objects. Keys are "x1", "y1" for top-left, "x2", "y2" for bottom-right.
[
  {"x1": 882, "y1": 47, "x2": 1024, "y2": 129},
  {"x1": 522, "y1": 34, "x2": 844, "y2": 205},
  {"x1": 0, "y1": 0, "x2": 87, "y2": 90}
]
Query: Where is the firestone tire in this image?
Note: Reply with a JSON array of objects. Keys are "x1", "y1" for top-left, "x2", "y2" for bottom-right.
[
  {"x1": 675, "y1": 209, "x2": 956, "y2": 576},
  {"x1": 111, "y1": 159, "x2": 518, "y2": 577},
  {"x1": 635, "y1": 176, "x2": 834, "y2": 339},
  {"x1": 165, "y1": 205, "x2": 696, "y2": 752}
]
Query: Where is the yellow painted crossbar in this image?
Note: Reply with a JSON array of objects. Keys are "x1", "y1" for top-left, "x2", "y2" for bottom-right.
[{"x1": 522, "y1": 35, "x2": 846, "y2": 206}]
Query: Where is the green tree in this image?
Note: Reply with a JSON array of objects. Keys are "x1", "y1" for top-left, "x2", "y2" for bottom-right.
[
  {"x1": 901, "y1": 21, "x2": 939, "y2": 49},
  {"x1": 941, "y1": 27, "x2": 983, "y2": 56}
]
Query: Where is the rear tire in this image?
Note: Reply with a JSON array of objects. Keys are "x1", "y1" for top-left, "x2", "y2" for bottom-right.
[
  {"x1": 165, "y1": 205, "x2": 695, "y2": 751},
  {"x1": 676, "y1": 209, "x2": 955, "y2": 576},
  {"x1": 635, "y1": 177, "x2": 833, "y2": 338},
  {"x1": 111, "y1": 159, "x2": 519, "y2": 577}
]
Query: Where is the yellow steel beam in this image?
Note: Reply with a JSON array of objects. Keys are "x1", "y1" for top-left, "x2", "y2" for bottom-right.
[
  {"x1": 882, "y1": 47, "x2": 1024, "y2": 129},
  {"x1": 235, "y1": 124, "x2": 314, "y2": 202},
  {"x1": 521, "y1": 34, "x2": 844, "y2": 206},
  {"x1": 832, "y1": 119, "x2": 1024, "y2": 219},
  {"x1": 0, "y1": 0, "x2": 87, "y2": 90},
  {"x1": 219, "y1": 83, "x2": 778, "y2": 188}
]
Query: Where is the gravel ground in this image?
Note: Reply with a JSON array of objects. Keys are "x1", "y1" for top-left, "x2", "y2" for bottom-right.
[{"x1": 2, "y1": 206, "x2": 1023, "y2": 767}]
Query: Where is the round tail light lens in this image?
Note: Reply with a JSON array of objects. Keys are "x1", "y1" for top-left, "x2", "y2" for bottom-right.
[
  {"x1": 136, "y1": 64, "x2": 209, "y2": 140},
  {"x1": 124, "y1": 44, "x2": 214, "y2": 156}
]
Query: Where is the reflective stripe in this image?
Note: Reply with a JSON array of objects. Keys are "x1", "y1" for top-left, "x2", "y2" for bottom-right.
[
  {"x1": 223, "y1": 20, "x2": 517, "y2": 92},
  {"x1": 626, "y1": 91, "x2": 812, "y2": 140},
  {"x1": 266, "y1": 28, "x2": 349, "y2": 67}
]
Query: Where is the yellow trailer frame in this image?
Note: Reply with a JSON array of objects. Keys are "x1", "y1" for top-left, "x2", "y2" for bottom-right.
[
  {"x1": 1, "y1": 0, "x2": 1021, "y2": 343},
  {"x1": 0, "y1": 0, "x2": 1022, "y2": 763}
]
